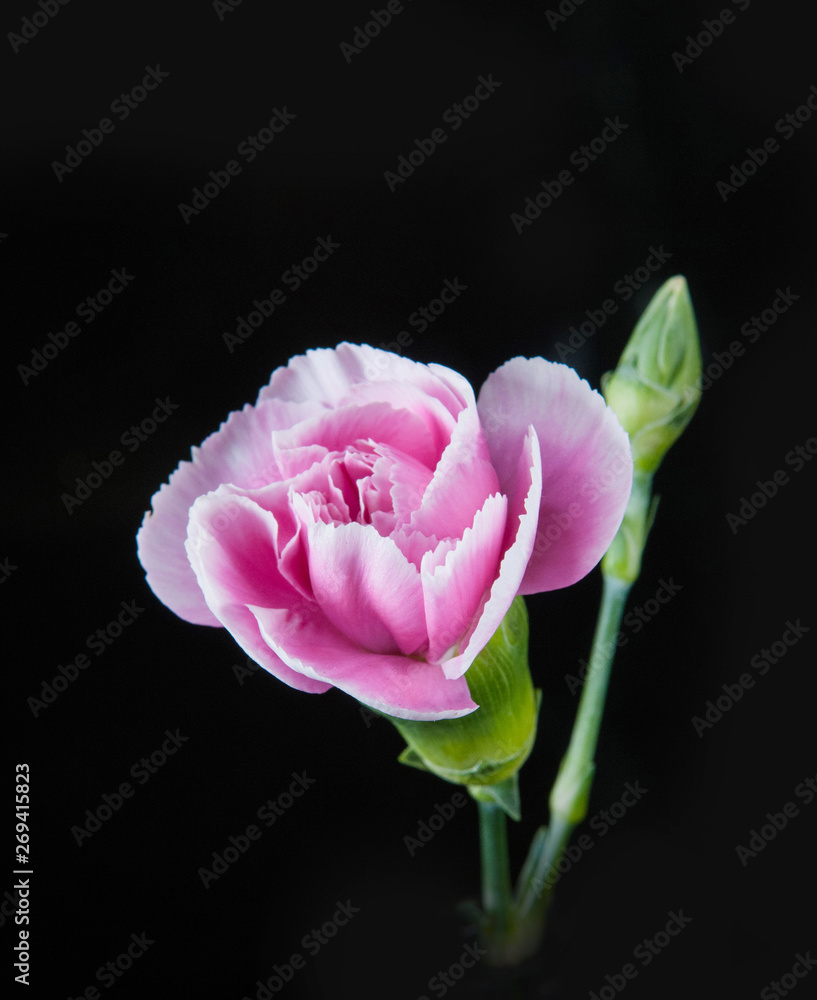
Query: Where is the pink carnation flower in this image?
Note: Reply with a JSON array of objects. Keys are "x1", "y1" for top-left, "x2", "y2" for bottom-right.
[{"x1": 137, "y1": 344, "x2": 632, "y2": 720}]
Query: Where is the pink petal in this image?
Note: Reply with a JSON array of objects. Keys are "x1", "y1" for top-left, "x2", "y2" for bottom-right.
[
  {"x1": 420, "y1": 493, "x2": 508, "y2": 664},
  {"x1": 477, "y1": 358, "x2": 632, "y2": 594},
  {"x1": 406, "y1": 403, "x2": 501, "y2": 542},
  {"x1": 258, "y1": 343, "x2": 468, "y2": 420},
  {"x1": 137, "y1": 398, "x2": 318, "y2": 625},
  {"x1": 185, "y1": 492, "x2": 331, "y2": 694},
  {"x1": 436, "y1": 426, "x2": 543, "y2": 679},
  {"x1": 272, "y1": 400, "x2": 442, "y2": 477},
  {"x1": 298, "y1": 506, "x2": 428, "y2": 656},
  {"x1": 250, "y1": 604, "x2": 476, "y2": 720},
  {"x1": 186, "y1": 493, "x2": 302, "y2": 612},
  {"x1": 370, "y1": 443, "x2": 434, "y2": 536}
]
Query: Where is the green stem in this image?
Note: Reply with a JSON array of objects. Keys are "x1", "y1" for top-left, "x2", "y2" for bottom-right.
[
  {"x1": 514, "y1": 469, "x2": 657, "y2": 934},
  {"x1": 474, "y1": 471, "x2": 656, "y2": 961},
  {"x1": 515, "y1": 573, "x2": 631, "y2": 924},
  {"x1": 552, "y1": 574, "x2": 632, "y2": 811},
  {"x1": 477, "y1": 799, "x2": 513, "y2": 939}
]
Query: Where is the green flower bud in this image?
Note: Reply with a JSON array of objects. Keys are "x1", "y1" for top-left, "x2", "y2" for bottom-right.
[
  {"x1": 379, "y1": 597, "x2": 540, "y2": 821},
  {"x1": 602, "y1": 276, "x2": 702, "y2": 473}
]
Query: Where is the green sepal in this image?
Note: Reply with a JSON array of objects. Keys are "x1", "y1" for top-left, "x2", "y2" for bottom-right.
[
  {"x1": 397, "y1": 746, "x2": 430, "y2": 773},
  {"x1": 468, "y1": 773, "x2": 522, "y2": 822},
  {"x1": 385, "y1": 596, "x2": 540, "y2": 793}
]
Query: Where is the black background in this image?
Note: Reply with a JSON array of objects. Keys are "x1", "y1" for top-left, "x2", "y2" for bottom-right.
[{"x1": 4, "y1": 1, "x2": 816, "y2": 998}]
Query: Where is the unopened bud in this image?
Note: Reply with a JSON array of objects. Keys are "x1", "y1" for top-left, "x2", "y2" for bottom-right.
[{"x1": 602, "y1": 276, "x2": 701, "y2": 473}]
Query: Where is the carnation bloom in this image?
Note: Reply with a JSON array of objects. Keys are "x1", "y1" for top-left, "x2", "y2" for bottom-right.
[{"x1": 137, "y1": 344, "x2": 632, "y2": 720}]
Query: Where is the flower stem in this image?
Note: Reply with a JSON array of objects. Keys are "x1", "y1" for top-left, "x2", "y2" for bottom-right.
[
  {"x1": 477, "y1": 799, "x2": 513, "y2": 947},
  {"x1": 514, "y1": 471, "x2": 656, "y2": 941},
  {"x1": 515, "y1": 572, "x2": 631, "y2": 927},
  {"x1": 474, "y1": 472, "x2": 656, "y2": 963}
]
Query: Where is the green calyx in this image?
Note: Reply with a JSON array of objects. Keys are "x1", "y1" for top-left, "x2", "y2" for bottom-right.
[{"x1": 383, "y1": 597, "x2": 540, "y2": 821}]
